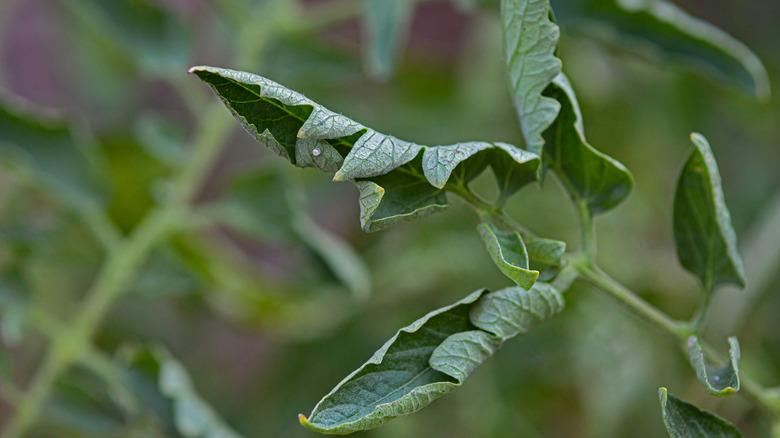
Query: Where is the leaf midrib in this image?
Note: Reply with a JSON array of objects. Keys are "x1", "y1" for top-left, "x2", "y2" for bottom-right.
[{"x1": 218, "y1": 74, "x2": 356, "y2": 151}]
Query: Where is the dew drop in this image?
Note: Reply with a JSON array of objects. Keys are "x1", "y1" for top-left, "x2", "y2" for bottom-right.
[{"x1": 312, "y1": 147, "x2": 322, "y2": 157}]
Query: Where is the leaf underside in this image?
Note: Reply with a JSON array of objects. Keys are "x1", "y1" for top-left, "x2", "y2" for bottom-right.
[
  {"x1": 658, "y1": 388, "x2": 741, "y2": 438},
  {"x1": 191, "y1": 66, "x2": 540, "y2": 233},
  {"x1": 477, "y1": 222, "x2": 539, "y2": 288},
  {"x1": 501, "y1": 0, "x2": 562, "y2": 156},
  {"x1": 687, "y1": 336, "x2": 740, "y2": 396},
  {"x1": 300, "y1": 283, "x2": 563, "y2": 434},
  {"x1": 673, "y1": 133, "x2": 745, "y2": 293},
  {"x1": 542, "y1": 74, "x2": 633, "y2": 215},
  {"x1": 551, "y1": 0, "x2": 770, "y2": 100},
  {"x1": 501, "y1": 0, "x2": 632, "y2": 216},
  {"x1": 524, "y1": 235, "x2": 566, "y2": 280}
]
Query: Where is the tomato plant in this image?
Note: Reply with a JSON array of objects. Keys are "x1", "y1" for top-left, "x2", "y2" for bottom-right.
[{"x1": 0, "y1": 0, "x2": 778, "y2": 436}]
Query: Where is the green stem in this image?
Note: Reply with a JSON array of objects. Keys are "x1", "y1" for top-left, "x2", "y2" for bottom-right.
[
  {"x1": 578, "y1": 261, "x2": 779, "y2": 415},
  {"x1": 551, "y1": 259, "x2": 580, "y2": 292},
  {"x1": 456, "y1": 186, "x2": 780, "y2": 417},
  {"x1": 689, "y1": 290, "x2": 712, "y2": 333},
  {"x1": 576, "y1": 200, "x2": 596, "y2": 259},
  {"x1": 1, "y1": 105, "x2": 229, "y2": 438},
  {"x1": 2, "y1": 208, "x2": 177, "y2": 437},
  {"x1": 448, "y1": 183, "x2": 497, "y2": 215},
  {"x1": 576, "y1": 262, "x2": 691, "y2": 339}
]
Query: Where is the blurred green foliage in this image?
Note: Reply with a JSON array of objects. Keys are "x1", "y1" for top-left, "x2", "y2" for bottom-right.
[{"x1": 0, "y1": 0, "x2": 778, "y2": 437}]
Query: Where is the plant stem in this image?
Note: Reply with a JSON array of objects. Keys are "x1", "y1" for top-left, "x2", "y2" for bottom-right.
[
  {"x1": 2, "y1": 208, "x2": 178, "y2": 438},
  {"x1": 689, "y1": 291, "x2": 712, "y2": 333},
  {"x1": 576, "y1": 200, "x2": 596, "y2": 259},
  {"x1": 1, "y1": 104, "x2": 230, "y2": 438},
  {"x1": 551, "y1": 259, "x2": 580, "y2": 292},
  {"x1": 577, "y1": 260, "x2": 780, "y2": 415},
  {"x1": 449, "y1": 183, "x2": 497, "y2": 216},
  {"x1": 576, "y1": 262, "x2": 691, "y2": 339}
]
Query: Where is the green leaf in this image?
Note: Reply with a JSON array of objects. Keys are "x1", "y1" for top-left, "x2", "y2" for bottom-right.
[
  {"x1": 422, "y1": 142, "x2": 492, "y2": 189},
  {"x1": 488, "y1": 142, "x2": 541, "y2": 199},
  {"x1": 477, "y1": 222, "x2": 539, "y2": 288},
  {"x1": 469, "y1": 282, "x2": 564, "y2": 341},
  {"x1": 524, "y1": 236, "x2": 566, "y2": 280},
  {"x1": 0, "y1": 99, "x2": 105, "y2": 207},
  {"x1": 552, "y1": 0, "x2": 770, "y2": 99},
  {"x1": 355, "y1": 157, "x2": 448, "y2": 233},
  {"x1": 363, "y1": 0, "x2": 415, "y2": 80},
  {"x1": 422, "y1": 141, "x2": 539, "y2": 198},
  {"x1": 543, "y1": 74, "x2": 633, "y2": 215},
  {"x1": 300, "y1": 283, "x2": 563, "y2": 434},
  {"x1": 658, "y1": 387, "x2": 741, "y2": 437},
  {"x1": 673, "y1": 133, "x2": 745, "y2": 293},
  {"x1": 687, "y1": 336, "x2": 740, "y2": 396},
  {"x1": 298, "y1": 289, "x2": 488, "y2": 434},
  {"x1": 501, "y1": 0, "x2": 562, "y2": 156},
  {"x1": 500, "y1": 1, "x2": 632, "y2": 215},
  {"x1": 191, "y1": 66, "x2": 539, "y2": 231},
  {"x1": 121, "y1": 345, "x2": 242, "y2": 438}
]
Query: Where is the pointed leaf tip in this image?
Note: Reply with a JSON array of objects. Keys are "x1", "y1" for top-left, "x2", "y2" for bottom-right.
[
  {"x1": 658, "y1": 387, "x2": 742, "y2": 437},
  {"x1": 332, "y1": 171, "x2": 346, "y2": 182},
  {"x1": 300, "y1": 284, "x2": 563, "y2": 433},
  {"x1": 192, "y1": 67, "x2": 536, "y2": 233},
  {"x1": 674, "y1": 133, "x2": 745, "y2": 293}
]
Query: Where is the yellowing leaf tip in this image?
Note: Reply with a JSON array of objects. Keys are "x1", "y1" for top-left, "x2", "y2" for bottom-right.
[
  {"x1": 332, "y1": 171, "x2": 346, "y2": 182},
  {"x1": 689, "y1": 132, "x2": 706, "y2": 144}
]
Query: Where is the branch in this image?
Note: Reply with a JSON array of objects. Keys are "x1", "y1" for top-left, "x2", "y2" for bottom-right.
[
  {"x1": 454, "y1": 191, "x2": 780, "y2": 418},
  {"x1": 1, "y1": 51, "x2": 239, "y2": 438}
]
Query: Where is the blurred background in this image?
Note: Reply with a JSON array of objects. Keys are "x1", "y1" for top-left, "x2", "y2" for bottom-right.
[{"x1": 0, "y1": 0, "x2": 778, "y2": 436}]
